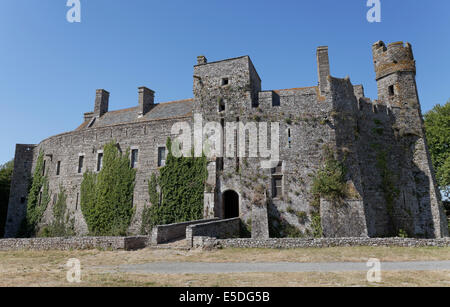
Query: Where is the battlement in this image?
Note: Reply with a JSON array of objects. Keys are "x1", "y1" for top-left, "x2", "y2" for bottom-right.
[{"x1": 372, "y1": 41, "x2": 416, "y2": 81}]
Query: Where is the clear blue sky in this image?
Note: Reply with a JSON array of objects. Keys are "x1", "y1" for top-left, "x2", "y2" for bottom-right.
[{"x1": 1, "y1": 0, "x2": 449, "y2": 164}]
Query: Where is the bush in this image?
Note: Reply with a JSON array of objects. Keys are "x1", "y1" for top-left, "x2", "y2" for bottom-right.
[{"x1": 81, "y1": 141, "x2": 136, "y2": 236}]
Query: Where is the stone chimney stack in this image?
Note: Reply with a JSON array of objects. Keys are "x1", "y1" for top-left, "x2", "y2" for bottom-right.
[
  {"x1": 316, "y1": 46, "x2": 330, "y2": 95},
  {"x1": 94, "y1": 89, "x2": 109, "y2": 117},
  {"x1": 197, "y1": 55, "x2": 207, "y2": 65},
  {"x1": 138, "y1": 87, "x2": 155, "y2": 117}
]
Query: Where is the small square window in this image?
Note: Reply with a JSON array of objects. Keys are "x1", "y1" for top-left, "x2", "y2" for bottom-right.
[
  {"x1": 388, "y1": 85, "x2": 395, "y2": 96},
  {"x1": 221, "y1": 78, "x2": 229, "y2": 86}
]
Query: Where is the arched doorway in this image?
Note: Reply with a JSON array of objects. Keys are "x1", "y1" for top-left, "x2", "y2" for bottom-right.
[{"x1": 223, "y1": 190, "x2": 239, "y2": 218}]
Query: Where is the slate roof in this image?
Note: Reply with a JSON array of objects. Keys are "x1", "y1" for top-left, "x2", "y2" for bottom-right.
[{"x1": 76, "y1": 99, "x2": 193, "y2": 130}]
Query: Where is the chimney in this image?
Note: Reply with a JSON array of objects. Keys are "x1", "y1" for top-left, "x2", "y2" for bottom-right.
[
  {"x1": 316, "y1": 46, "x2": 330, "y2": 95},
  {"x1": 138, "y1": 87, "x2": 155, "y2": 117},
  {"x1": 94, "y1": 89, "x2": 109, "y2": 117},
  {"x1": 197, "y1": 55, "x2": 207, "y2": 65}
]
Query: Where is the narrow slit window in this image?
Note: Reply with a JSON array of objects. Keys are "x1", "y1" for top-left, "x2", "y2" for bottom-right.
[
  {"x1": 56, "y1": 161, "x2": 61, "y2": 176},
  {"x1": 78, "y1": 156, "x2": 84, "y2": 174},
  {"x1": 131, "y1": 149, "x2": 139, "y2": 169},
  {"x1": 97, "y1": 153, "x2": 103, "y2": 172},
  {"x1": 288, "y1": 129, "x2": 292, "y2": 148}
]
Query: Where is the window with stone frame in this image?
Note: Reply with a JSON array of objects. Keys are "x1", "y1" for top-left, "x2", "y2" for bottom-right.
[
  {"x1": 131, "y1": 149, "x2": 139, "y2": 169},
  {"x1": 56, "y1": 161, "x2": 61, "y2": 176},
  {"x1": 271, "y1": 162, "x2": 283, "y2": 198},
  {"x1": 158, "y1": 147, "x2": 166, "y2": 167},
  {"x1": 97, "y1": 152, "x2": 103, "y2": 172},
  {"x1": 78, "y1": 156, "x2": 84, "y2": 174}
]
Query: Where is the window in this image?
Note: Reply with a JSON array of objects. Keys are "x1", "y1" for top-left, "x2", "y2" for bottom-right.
[
  {"x1": 272, "y1": 177, "x2": 283, "y2": 198},
  {"x1": 20, "y1": 197, "x2": 26, "y2": 204},
  {"x1": 76, "y1": 193, "x2": 79, "y2": 211},
  {"x1": 388, "y1": 85, "x2": 395, "y2": 96},
  {"x1": 272, "y1": 162, "x2": 283, "y2": 174},
  {"x1": 218, "y1": 98, "x2": 225, "y2": 112},
  {"x1": 78, "y1": 156, "x2": 84, "y2": 174},
  {"x1": 288, "y1": 129, "x2": 292, "y2": 148},
  {"x1": 158, "y1": 147, "x2": 166, "y2": 167},
  {"x1": 131, "y1": 149, "x2": 139, "y2": 169},
  {"x1": 97, "y1": 153, "x2": 103, "y2": 172},
  {"x1": 56, "y1": 161, "x2": 61, "y2": 176},
  {"x1": 42, "y1": 160, "x2": 46, "y2": 176},
  {"x1": 221, "y1": 77, "x2": 229, "y2": 86},
  {"x1": 272, "y1": 162, "x2": 283, "y2": 198}
]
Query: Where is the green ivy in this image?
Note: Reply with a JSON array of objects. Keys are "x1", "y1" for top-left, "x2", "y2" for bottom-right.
[
  {"x1": 39, "y1": 186, "x2": 75, "y2": 237},
  {"x1": 81, "y1": 141, "x2": 136, "y2": 236},
  {"x1": 141, "y1": 138, "x2": 207, "y2": 234},
  {"x1": 311, "y1": 147, "x2": 348, "y2": 203},
  {"x1": 18, "y1": 150, "x2": 50, "y2": 237}
]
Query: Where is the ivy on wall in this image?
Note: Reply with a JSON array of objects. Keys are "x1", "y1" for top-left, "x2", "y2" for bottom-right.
[
  {"x1": 39, "y1": 186, "x2": 75, "y2": 237},
  {"x1": 81, "y1": 141, "x2": 136, "y2": 236},
  {"x1": 141, "y1": 138, "x2": 207, "y2": 234},
  {"x1": 19, "y1": 151, "x2": 50, "y2": 237},
  {"x1": 309, "y1": 146, "x2": 348, "y2": 238}
]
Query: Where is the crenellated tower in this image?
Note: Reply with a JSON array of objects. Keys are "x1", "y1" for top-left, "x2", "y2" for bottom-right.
[{"x1": 371, "y1": 41, "x2": 448, "y2": 238}]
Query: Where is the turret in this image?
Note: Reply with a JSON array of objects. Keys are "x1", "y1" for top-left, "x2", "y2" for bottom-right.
[{"x1": 372, "y1": 41, "x2": 417, "y2": 108}]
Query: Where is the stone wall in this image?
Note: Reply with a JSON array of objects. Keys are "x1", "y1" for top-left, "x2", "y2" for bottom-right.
[
  {"x1": 186, "y1": 218, "x2": 240, "y2": 247},
  {"x1": 151, "y1": 218, "x2": 217, "y2": 244},
  {"x1": 200, "y1": 237, "x2": 450, "y2": 249},
  {"x1": 0, "y1": 236, "x2": 149, "y2": 251}
]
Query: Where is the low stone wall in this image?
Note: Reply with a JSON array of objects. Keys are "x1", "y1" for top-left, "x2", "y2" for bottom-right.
[
  {"x1": 195, "y1": 237, "x2": 450, "y2": 249},
  {"x1": 186, "y1": 218, "x2": 241, "y2": 247},
  {"x1": 151, "y1": 218, "x2": 218, "y2": 245},
  {"x1": 0, "y1": 236, "x2": 149, "y2": 251}
]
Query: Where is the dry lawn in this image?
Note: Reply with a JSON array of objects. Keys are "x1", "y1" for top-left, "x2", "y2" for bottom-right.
[{"x1": 0, "y1": 246, "x2": 448, "y2": 287}]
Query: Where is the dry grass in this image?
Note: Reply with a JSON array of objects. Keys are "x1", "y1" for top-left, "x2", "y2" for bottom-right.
[{"x1": 0, "y1": 246, "x2": 449, "y2": 287}]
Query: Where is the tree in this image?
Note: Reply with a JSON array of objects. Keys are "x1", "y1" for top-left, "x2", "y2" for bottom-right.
[
  {"x1": 141, "y1": 138, "x2": 208, "y2": 234},
  {"x1": 424, "y1": 101, "x2": 450, "y2": 198},
  {"x1": 0, "y1": 160, "x2": 14, "y2": 238},
  {"x1": 81, "y1": 141, "x2": 136, "y2": 236}
]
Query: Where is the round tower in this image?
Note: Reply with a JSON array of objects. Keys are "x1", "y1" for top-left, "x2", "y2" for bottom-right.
[{"x1": 372, "y1": 41, "x2": 418, "y2": 109}]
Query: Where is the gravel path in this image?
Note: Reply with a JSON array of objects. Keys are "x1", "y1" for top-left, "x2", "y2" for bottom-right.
[{"x1": 107, "y1": 261, "x2": 450, "y2": 274}]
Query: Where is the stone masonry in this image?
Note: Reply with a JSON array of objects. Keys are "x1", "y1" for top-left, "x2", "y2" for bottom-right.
[{"x1": 4, "y1": 41, "x2": 449, "y2": 239}]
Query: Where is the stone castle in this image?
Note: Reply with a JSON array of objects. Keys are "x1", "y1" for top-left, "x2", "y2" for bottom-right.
[{"x1": 4, "y1": 41, "x2": 449, "y2": 239}]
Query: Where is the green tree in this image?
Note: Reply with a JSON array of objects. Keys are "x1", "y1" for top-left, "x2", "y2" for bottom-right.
[
  {"x1": 0, "y1": 160, "x2": 14, "y2": 238},
  {"x1": 424, "y1": 101, "x2": 450, "y2": 198},
  {"x1": 19, "y1": 151, "x2": 50, "y2": 237},
  {"x1": 141, "y1": 138, "x2": 208, "y2": 234},
  {"x1": 81, "y1": 141, "x2": 136, "y2": 236}
]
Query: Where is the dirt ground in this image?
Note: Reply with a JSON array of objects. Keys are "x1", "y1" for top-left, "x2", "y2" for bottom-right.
[{"x1": 0, "y1": 246, "x2": 449, "y2": 287}]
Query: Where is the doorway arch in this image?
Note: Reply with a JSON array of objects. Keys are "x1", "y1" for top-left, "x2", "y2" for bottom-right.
[{"x1": 223, "y1": 190, "x2": 239, "y2": 218}]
